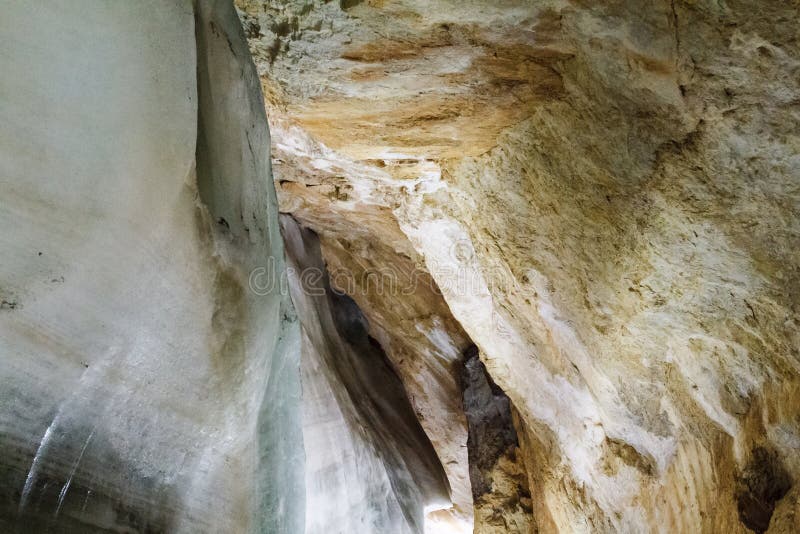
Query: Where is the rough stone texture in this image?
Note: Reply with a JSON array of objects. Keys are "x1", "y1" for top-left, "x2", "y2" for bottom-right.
[
  {"x1": 473, "y1": 450, "x2": 535, "y2": 534},
  {"x1": 461, "y1": 346, "x2": 534, "y2": 534},
  {"x1": 2, "y1": 0, "x2": 798, "y2": 532},
  {"x1": 238, "y1": 0, "x2": 800, "y2": 531},
  {"x1": 236, "y1": 0, "x2": 567, "y2": 162}
]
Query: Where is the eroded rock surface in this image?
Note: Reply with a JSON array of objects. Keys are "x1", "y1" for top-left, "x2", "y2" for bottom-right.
[
  {"x1": 1, "y1": 2, "x2": 466, "y2": 533},
  {"x1": 461, "y1": 346, "x2": 533, "y2": 534},
  {"x1": 238, "y1": 0, "x2": 800, "y2": 531},
  {"x1": 1, "y1": 0, "x2": 798, "y2": 532}
]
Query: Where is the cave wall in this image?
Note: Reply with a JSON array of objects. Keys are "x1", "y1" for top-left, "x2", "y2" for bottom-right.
[
  {"x1": 1, "y1": 0, "x2": 797, "y2": 532},
  {"x1": 0, "y1": 1, "x2": 304, "y2": 531},
  {"x1": 271, "y1": 132, "x2": 476, "y2": 531},
  {"x1": 282, "y1": 214, "x2": 451, "y2": 534},
  {"x1": 415, "y1": 3, "x2": 800, "y2": 530},
  {"x1": 237, "y1": 0, "x2": 800, "y2": 532},
  {"x1": 0, "y1": 3, "x2": 459, "y2": 532}
]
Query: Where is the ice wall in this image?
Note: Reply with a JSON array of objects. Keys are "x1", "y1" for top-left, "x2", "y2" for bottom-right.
[
  {"x1": 281, "y1": 215, "x2": 451, "y2": 534},
  {"x1": 0, "y1": 1, "x2": 303, "y2": 532}
]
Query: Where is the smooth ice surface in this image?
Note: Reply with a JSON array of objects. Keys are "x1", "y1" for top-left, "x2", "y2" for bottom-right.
[
  {"x1": 281, "y1": 215, "x2": 451, "y2": 534},
  {"x1": 0, "y1": 1, "x2": 303, "y2": 532}
]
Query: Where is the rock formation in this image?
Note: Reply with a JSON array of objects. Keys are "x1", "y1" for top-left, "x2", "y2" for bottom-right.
[
  {"x1": 461, "y1": 346, "x2": 534, "y2": 534},
  {"x1": 237, "y1": 0, "x2": 800, "y2": 532},
  {"x1": 1, "y1": 0, "x2": 799, "y2": 533}
]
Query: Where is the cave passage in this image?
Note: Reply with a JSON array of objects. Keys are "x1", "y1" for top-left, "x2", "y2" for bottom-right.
[{"x1": 2, "y1": 0, "x2": 800, "y2": 533}]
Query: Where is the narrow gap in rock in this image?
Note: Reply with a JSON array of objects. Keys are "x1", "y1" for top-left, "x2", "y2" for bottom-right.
[
  {"x1": 735, "y1": 446, "x2": 791, "y2": 533},
  {"x1": 460, "y1": 345, "x2": 534, "y2": 532}
]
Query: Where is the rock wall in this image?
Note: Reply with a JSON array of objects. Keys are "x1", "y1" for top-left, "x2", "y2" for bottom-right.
[
  {"x1": 237, "y1": 0, "x2": 800, "y2": 532},
  {"x1": 0, "y1": 3, "x2": 459, "y2": 532},
  {"x1": 1, "y1": 0, "x2": 797, "y2": 532},
  {"x1": 418, "y1": 3, "x2": 800, "y2": 529}
]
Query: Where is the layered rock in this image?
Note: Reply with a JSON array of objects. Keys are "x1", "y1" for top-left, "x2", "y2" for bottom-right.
[
  {"x1": 237, "y1": 0, "x2": 800, "y2": 532},
  {"x1": 1, "y1": 0, "x2": 798, "y2": 532}
]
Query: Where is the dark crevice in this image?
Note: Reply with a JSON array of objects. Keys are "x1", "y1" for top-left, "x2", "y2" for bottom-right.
[
  {"x1": 459, "y1": 345, "x2": 534, "y2": 531},
  {"x1": 736, "y1": 446, "x2": 791, "y2": 533},
  {"x1": 340, "y1": 0, "x2": 364, "y2": 11},
  {"x1": 459, "y1": 345, "x2": 521, "y2": 498}
]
